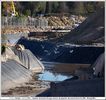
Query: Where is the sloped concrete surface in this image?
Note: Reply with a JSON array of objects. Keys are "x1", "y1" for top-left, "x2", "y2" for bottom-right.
[
  {"x1": 1, "y1": 46, "x2": 45, "y2": 92},
  {"x1": 1, "y1": 60, "x2": 32, "y2": 92}
]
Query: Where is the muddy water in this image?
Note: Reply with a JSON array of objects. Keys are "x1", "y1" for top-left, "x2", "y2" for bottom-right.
[{"x1": 36, "y1": 62, "x2": 90, "y2": 82}]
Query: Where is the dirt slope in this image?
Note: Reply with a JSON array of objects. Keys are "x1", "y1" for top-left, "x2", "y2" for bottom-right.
[{"x1": 53, "y1": 8, "x2": 104, "y2": 44}]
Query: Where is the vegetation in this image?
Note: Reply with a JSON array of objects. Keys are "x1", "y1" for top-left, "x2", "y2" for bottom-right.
[
  {"x1": 1, "y1": 45, "x2": 6, "y2": 54},
  {"x1": 1, "y1": 2, "x2": 104, "y2": 17}
]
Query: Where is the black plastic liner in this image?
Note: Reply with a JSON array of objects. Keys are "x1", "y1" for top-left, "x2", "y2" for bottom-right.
[{"x1": 17, "y1": 38, "x2": 104, "y2": 64}]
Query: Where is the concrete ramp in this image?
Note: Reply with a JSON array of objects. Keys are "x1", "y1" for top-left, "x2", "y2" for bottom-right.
[
  {"x1": 13, "y1": 48, "x2": 44, "y2": 72},
  {"x1": 1, "y1": 60, "x2": 32, "y2": 92}
]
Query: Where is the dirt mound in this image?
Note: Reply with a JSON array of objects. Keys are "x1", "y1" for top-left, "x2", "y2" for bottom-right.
[{"x1": 54, "y1": 8, "x2": 104, "y2": 44}]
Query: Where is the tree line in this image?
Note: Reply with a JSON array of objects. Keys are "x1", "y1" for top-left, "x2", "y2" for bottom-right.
[{"x1": 2, "y1": 2, "x2": 104, "y2": 17}]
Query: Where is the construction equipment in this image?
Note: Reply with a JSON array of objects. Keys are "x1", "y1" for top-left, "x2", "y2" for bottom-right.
[
  {"x1": 2, "y1": 1, "x2": 18, "y2": 17},
  {"x1": 11, "y1": 1, "x2": 18, "y2": 16}
]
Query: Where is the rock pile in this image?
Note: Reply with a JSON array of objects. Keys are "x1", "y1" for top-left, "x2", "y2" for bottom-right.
[{"x1": 48, "y1": 15, "x2": 85, "y2": 28}]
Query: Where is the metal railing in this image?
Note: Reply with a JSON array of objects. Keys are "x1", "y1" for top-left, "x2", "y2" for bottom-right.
[{"x1": 1, "y1": 17, "x2": 48, "y2": 28}]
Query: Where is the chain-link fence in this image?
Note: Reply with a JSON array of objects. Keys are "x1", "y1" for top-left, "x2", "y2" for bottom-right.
[{"x1": 1, "y1": 16, "x2": 48, "y2": 28}]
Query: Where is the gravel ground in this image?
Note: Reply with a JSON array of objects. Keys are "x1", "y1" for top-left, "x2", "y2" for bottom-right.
[{"x1": 2, "y1": 79, "x2": 50, "y2": 97}]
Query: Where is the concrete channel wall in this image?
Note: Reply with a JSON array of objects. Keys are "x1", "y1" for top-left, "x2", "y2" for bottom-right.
[
  {"x1": 13, "y1": 48, "x2": 44, "y2": 72},
  {"x1": 1, "y1": 47, "x2": 44, "y2": 92}
]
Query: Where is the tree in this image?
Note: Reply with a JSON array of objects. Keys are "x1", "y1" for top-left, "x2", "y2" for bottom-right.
[
  {"x1": 1, "y1": 1, "x2": 105, "y2": 16},
  {"x1": 34, "y1": 2, "x2": 46, "y2": 14},
  {"x1": 73, "y1": 2, "x2": 86, "y2": 15},
  {"x1": 52, "y1": 2, "x2": 59, "y2": 13},
  {"x1": 45, "y1": 2, "x2": 52, "y2": 14},
  {"x1": 58, "y1": 2, "x2": 69, "y2": 13},
  {"x1": 24, "y1": 9, "x2": 31, "y2": 16}
]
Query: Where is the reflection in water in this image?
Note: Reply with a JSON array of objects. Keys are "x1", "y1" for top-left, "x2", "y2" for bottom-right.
[{"x1": 38, "y1": 70, "x2": 73, "y2": 82}]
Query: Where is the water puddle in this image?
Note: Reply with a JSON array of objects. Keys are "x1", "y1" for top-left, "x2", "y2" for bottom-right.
[
  {"x1": 37, "y1": 70, "x2": 73, "y2": 82},
  {"x1": 36, "y1": 62, "x2": 90, "y2": 82}
]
